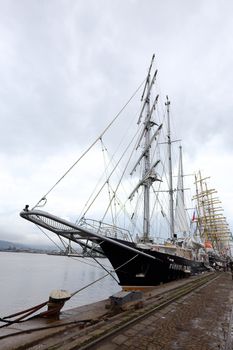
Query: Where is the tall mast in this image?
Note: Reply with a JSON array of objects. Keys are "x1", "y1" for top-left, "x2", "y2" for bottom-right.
[
  {"x1": 129, "y1": 55, "x2": 159, "y2": 242},
  {"x1": 165, "y1": 96, "x2": 175, "y2": 240},
  {"x1": 142, "y1": 60, "x2": 153, "y2": 242}
]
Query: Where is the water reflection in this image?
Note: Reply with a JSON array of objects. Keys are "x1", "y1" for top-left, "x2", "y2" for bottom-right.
[{"x1": 0, "y1": 252, "x2": 121, "y2": 317}]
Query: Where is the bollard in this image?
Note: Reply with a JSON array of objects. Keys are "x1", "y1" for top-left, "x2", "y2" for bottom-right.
[
  {"x1": 46, "y1": 289, "x2": 71, "y2": 319},
  {"x1": 109, "y1": 291, "x2": 143, "y2": 312}
]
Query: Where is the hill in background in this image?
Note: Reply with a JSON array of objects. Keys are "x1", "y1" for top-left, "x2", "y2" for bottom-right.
[{"x1": 0, "y1": 239, "x2": 58, "y2": 253}]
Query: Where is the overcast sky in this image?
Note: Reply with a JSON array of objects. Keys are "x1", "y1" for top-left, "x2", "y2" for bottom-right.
[{"x1": 0, "y1": 0, "x2": 232, "y2": 245}]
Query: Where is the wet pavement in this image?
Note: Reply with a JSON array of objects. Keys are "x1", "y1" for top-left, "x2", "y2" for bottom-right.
[{"x1": 89, "y1": 272, "x2": 233, "y2": 350}]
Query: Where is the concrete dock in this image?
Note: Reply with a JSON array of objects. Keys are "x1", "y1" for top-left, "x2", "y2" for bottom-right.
[
  {"x1": 0, "y1": 272, "x2": 233, "y2": 349},
  {"x1": 87, "y1": 272, "x2": 233, "y2": 350}
]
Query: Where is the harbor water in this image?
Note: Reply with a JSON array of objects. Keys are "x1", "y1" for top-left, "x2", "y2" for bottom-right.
[{"x1": 0, "y1": 252, "x2": 121, "y2": 318}]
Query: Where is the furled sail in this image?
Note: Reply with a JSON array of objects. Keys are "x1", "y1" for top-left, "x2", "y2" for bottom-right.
[{"x1": 174, "y1": 146, "x2": 190, "y2": 235}]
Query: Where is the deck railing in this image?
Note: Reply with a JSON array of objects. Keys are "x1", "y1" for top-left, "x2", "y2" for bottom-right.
[{"x1": 79, "y1": 218, "x2": 133, "y2": 242}]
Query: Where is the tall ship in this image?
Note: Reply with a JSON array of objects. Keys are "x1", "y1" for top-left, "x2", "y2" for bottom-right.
[
  {"x1": 193, "y1": 172, "x2": 232, "y2": 269},
  {"x1": 21, "y1": 56, "x2": 217, "y2": 290}
]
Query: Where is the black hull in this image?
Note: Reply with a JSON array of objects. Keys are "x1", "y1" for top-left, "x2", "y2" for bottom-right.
[{"x1": 100, "y1": 238, "x2": 208, "y2": 288}]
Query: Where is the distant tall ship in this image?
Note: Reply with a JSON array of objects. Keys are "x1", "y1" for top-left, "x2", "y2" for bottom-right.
[
  {"x1": 20, "y1": 56, "x2": 231, "y2": 290},
  {"x1": 193, "y1": 172, "x2": 232, "y2": 269}
]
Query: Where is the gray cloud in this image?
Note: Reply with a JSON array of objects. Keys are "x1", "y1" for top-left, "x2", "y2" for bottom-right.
[{"x1": 0, "y1": 0, "x2": 232, "y2": 243}]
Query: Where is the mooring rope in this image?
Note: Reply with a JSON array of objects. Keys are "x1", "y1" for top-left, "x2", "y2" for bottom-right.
[
  {"x1": 0, "y1": 301, "x2": 48, "y2": 329},
  {"x1": 0, "y1": 254, "x2": 139, "y2": 328}
]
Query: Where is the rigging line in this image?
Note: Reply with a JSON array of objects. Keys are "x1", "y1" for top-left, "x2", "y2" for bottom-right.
[
  {"x1": 150, "y1": 168, "x2": 163, "y2": 219},
  {"x1": 69, "y1": 236, "x2": 119, "y2": 282},
  {"x1": 99, "y1": 136, "x2": 139, "y2": 228},
  {"x1": 66, "y1": 253, "x2": 112, "y2": 271},
  {"x1": 76, "y1": 139, "x2": 108, "y2": 222},
  {"x1": 80, "y1": 104, "x2": 142, "y2": 222},
  {"x1": 81, "y1": 123, "x2": 140, "y2": 223},
  {"x1": 97, "y1": 117, "x2": 149, "y2": 229},
  {"x1": 79, "y1": 101, "x2": 143, "y2": 222},
  {"x1": 117, "y1": 146, "x2": 151, "y2": 235},
  {"x1": 58, "y1": 235, "x2": 69, "y2": 251},
  {"x1": 76, "y1": 140, "x2": 110, "y2": 222},
  {"x1": 100, "y1": 138, "x2": 115, "y2": 224},
  {"x1": 98, "y1": 143, "x2": 137, "y2": 229},
  {"x1": 151, "y1": 184, "x2": 171, "y2": 228},
  {"x1": 89, "y1": 244, "x2": 119, "y2": 283},
  {"x1": 33, "y1": 79, "x2": 146, "y2": 210},
  {"x1": 78, "y1": 109, "x2": 142, "y2": 222},
  {"x1": 35, "y1": 224, "x2": 110, "y2": 271},
  {"x1": 130, "y1": 191, "x2": 144, "y2": 236},
  {"x1": 70, "y1": 254, "x2": 139, "y2": 298},
  {"x1": 114, "y1": 170, "x2": 144, "y2": 235},
  {"x1": 36, "y1": 224, "x2": 63, "y2": 252},
  {"x1": 38, "y1": 224, "x2": 100, "y2": 264}
]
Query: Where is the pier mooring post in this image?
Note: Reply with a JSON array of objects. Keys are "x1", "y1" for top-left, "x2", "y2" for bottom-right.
[{"x1": 46, "y1": 289, "x2": 71, "y2": 319}]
